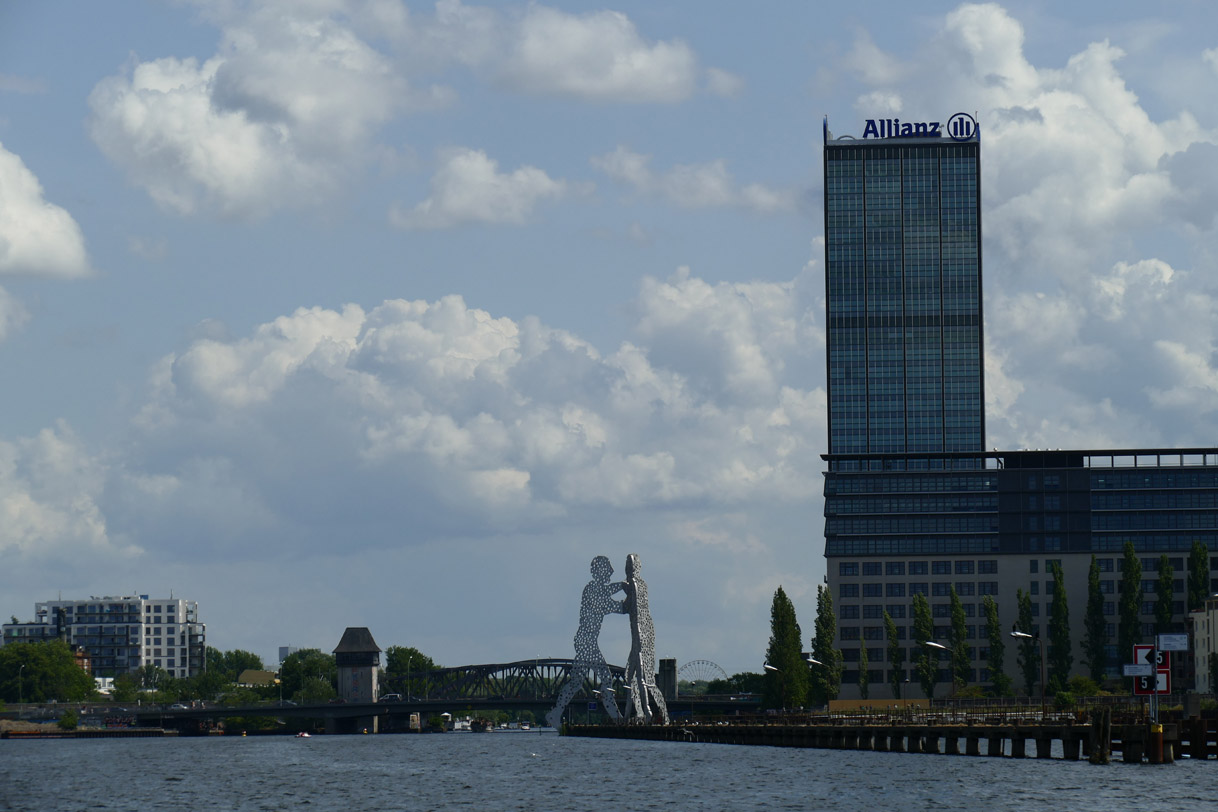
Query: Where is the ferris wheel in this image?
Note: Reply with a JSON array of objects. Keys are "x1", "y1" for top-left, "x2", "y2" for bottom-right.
[{"x1": 677, "y1": 659, "x2": 729, "y2": 685}]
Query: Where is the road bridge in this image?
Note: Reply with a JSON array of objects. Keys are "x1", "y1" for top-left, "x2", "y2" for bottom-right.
[{"x1": 129, "y1": 659, "x2": 760, "y2": 733}]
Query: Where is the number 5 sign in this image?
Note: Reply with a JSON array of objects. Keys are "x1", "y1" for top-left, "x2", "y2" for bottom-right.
[{"x1": 1132, "y1": 645, "x2": 1171, "y2": 695}]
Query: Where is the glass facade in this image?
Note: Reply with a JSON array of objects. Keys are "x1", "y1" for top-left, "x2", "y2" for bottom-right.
[
  {"x1": 820, "y1": 119, "x2": 1218, "y2": 694},
  {"x1": 824, "y1": 450, "x2": 1218, "y2": 558},
  {"x1": 825, "y1": 139, "x2": 983, "y2": 455}
]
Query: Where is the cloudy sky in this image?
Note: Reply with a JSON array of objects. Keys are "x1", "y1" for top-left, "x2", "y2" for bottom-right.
[{"x1": 3, "y1": 0, "x2": 1218, "y2": 675}]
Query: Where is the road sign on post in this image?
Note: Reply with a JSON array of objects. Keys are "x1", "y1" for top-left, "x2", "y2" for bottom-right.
[
  {"x1": 1132, "y1": 646, "x2": 1171, "y2": 696},
  {"x1": 1157, "y1": 633, "x2": 1188, "y2": 652},
  {"x1": 1133, "y1": 645, "x2": 1169, "y2": 668}
]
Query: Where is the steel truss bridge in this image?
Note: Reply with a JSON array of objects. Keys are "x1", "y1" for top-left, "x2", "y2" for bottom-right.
[{"x1": 379, "y1": 658, "x2": 625, "y2": 703}]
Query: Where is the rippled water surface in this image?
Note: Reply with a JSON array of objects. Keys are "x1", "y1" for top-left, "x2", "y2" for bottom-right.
[{"x1": 3, "y1": 731, "x2": 1215, "y2": 811}]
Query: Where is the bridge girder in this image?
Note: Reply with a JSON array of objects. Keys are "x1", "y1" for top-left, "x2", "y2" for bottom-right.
[{"x1": 380, "y1": 658, "x2": 625, "y2": 703}]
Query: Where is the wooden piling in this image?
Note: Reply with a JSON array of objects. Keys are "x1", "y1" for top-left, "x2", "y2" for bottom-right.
[
  {"x1": 1088, "y1": 709, "x2": 1110, "y2": 765},
  {"x1": 1035, "y1": 735, "x2": 1053, "y2": 759}
]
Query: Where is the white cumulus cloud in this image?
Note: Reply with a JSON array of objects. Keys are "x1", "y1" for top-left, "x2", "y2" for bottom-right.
[
  {"x1": 87, "y1": 5, "x2": 413, "y2": 217},
  {"x1": 0, "y1": 142, "x2": 90, "y2": 277},
  {"x1": 117, "y1": 268, "x2": 825, "y2": 558},
  {"x1": 592, "y1": 146, "x2": 794, "y2": 213},
  {"x1": 390, "y1": 148, "x2": 570, "y2": 229},
  {"x1": 0, "y1": 423, "x2": 137, "y2": 560}
]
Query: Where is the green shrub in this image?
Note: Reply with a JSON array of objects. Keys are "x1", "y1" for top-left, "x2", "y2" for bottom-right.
[{"x1": 57, "y1": 709, "x2": 79, "y2": 731}]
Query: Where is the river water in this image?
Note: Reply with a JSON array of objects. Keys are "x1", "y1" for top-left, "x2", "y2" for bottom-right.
[{"x1": 2, "y1": 730, "x2": 1214, "y2": 811}]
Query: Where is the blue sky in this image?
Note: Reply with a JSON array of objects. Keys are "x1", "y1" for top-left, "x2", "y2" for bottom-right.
[{"x1": 3, "y1": 0, "x2": 1218, "y2": 674}]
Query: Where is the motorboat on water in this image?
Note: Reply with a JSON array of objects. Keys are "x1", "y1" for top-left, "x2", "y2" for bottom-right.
[{"x1": 296, "y1": 732, "x2": 312, "y2": 738}]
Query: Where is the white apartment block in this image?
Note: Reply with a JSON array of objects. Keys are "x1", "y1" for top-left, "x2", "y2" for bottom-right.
[
  {"x1": 1192, "y1": 595, "x2": 1218, "y2": 693},
  {"x1": 2, "y1": 595, "x2": 205, "y2": 679}
]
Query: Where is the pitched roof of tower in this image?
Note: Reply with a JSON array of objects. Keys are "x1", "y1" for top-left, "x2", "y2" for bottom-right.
[{"x1": 333, "y1": 626, "x2": 381, "y2": 654}]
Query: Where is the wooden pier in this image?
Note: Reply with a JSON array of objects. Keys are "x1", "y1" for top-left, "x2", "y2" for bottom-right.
[{"x1": 568, "y1": 714, "x2": 1218, "y2": 764}]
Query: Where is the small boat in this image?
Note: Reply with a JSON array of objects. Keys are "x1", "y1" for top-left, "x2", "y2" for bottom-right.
[{"x1": 296, "y1": 732, "x2": 312, "y2": 738}]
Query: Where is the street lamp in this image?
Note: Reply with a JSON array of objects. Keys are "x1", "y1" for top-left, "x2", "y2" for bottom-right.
[
  {"x1": 763, "y1": 663, "x2": 779, "y2": 672},
  {"x1": 924, "y1": 641, "x2": 951, "y2": 700},
  {"x1": 1010, "y1": 629, "x2": 1046, "y2": 718},
  {"x1": 18, "y1": 664, "x2": 25, "y2": 707}
]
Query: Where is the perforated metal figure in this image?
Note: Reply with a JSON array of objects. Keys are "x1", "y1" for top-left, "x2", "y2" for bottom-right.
[
  {"x1": 545, "y1": 556, "x2": 626, "y2": 729},
  {"x1": 623, "y1": 553, "x2": 669, "y2": 724}
]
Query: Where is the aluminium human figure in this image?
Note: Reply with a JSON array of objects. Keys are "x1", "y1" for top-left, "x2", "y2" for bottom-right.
[
  {"x1": 623, "y1": 553, "x2": 669, "y2": 724},
  {"x1": 545, "y1": 556, "x2": 627, "y2": 730}
]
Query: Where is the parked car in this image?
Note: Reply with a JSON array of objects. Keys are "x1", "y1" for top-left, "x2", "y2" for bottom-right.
[
  {"x1": 169, "y1": 703, "x2": 189, "y2": 711},
  {"x1": 378, "y1": 694, "x2": 403, "y2": 703}
]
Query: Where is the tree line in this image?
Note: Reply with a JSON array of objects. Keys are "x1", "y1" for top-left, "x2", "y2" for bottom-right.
[
  {"x1": 761, "y1": 540, "x2": 1212, "y2": 708},
  {"x1": 0, "y1": 642, "x2": 440, "y2": 705}
]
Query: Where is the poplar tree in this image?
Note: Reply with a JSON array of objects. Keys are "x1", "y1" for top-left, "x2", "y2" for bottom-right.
[
  {"x1": 1155, "y1": 554, "x2": 1175, "y2": 634},
  {"x1": 858, "y1": 638, "x2": 870, "y2": 700},
  {"x1": 911, "y1": 592, "x2": 937, "y2": 699},
  {"x1": 1118, "y1": 542, "x2": 1143, "y2": 673},
  {"x1": 1083, "y1": 554, "x2": 1108, "y2": 683},
  {"x1": 884, "y1": 610, "x2": 904, "y2": 699},
  {"x1": 1047, "y1": 561, "x2": 1072, "y2": 693},
  {"x1": 763, "y1": 586, "x2": 807, "y2": 710},
  {"x1": 982, "y1": 595, "x2": 1011, "y2": 696},
  {"x1": 1015, "y1": 588, "x2": 1039, "y2": 696},
  {"x1": 809, "y1": 585, "x2": 843, "y2": 705},
  {"x1": 948, "y1": 586, "x2": 969, "y2": 693},
  {"x1": 1188, "y1": 541, "x2": 1210, "y2": 613}
]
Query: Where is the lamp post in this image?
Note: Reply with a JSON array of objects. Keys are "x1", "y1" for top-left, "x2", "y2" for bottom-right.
[
  {"x1": 18, "y1": 664, "x2": 25, "y2": 708},
  {"x1": 1010, "y1": 630, "x2": 1046, "y2": 719},
  {"x1": 924, "y1": 640, "x2": 953, "y2": 702}
]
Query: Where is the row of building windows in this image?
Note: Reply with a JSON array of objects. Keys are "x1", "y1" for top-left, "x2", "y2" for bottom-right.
[
  {"x1": 841, "y1": 647, "x2": 980, "y2": 663},
  {"x1": 828, "y1": 495, "x2": 997, "y2": 515},
  {"x1": 839, "y1": 582, "x2": 1000, "y2": 599},
  {"x1": 1091, "y1": 471, "x2": 1218, "y2": 490},
  {"x1": 826, "y1": 474, "x2": 995, "y2": 493},
  {"x1": 826, "y1": 538, "x2": 1001, "y2": 556},
  {"x1": 827, "y1": 516, "x2": 999, "y2": 534},
  {"x1": 839, "y1": 623, "x2": 979, "y2": 641},
  {"x1": 839, "y1": 559, "x2": 998, "y2": 576}
]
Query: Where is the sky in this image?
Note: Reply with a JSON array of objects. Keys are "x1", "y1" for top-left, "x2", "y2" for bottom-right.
[{"x1": 3, "y1": 0, "x2": 1218, "y2": 676}]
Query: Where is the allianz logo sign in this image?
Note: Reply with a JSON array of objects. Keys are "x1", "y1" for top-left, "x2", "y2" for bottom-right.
[{"x1": 862, "y1": 112, "x2": 977, "y2": 141}]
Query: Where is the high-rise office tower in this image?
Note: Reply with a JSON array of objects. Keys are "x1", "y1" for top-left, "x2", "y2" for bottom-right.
[
  {"x1": 823, "y1": 115, "x2": 983, "y2": 455},
  {"x1": 820, "y1": 114, "x2": 1218, "y2": 698}
]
